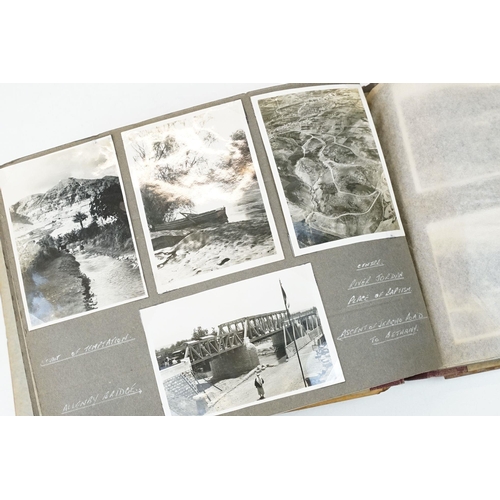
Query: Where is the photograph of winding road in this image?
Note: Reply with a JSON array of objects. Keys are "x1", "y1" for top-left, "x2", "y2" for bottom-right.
[
  {"x1": 122, "y1": 100, "x2": 282, "y2": 293},
  {"x1": 0, "y1": 137, "x2": 146, "y2": 330},
  {"x1": 253, "y1": 85, "x2": 401, "y2": 255},
  {"x1": 140, "y1": 264, "x2": 344, "y2": 416}
]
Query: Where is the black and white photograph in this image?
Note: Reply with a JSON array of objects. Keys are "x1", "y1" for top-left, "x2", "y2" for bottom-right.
[
  {"x1": 0, "y1": 137, "x2": 147, "y2": 330},
  {"x1": 140, "y1": 264, "x2": 344, "y2": 416},
  {"x1": 252, "y1": 85, "x2": 403, "y2": 256},
  {"x1": 122, "y1": 100, "x2": 283, "y2": 294}
]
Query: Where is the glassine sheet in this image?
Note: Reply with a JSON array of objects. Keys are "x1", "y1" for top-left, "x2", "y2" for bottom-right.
[
  {"x1": 368, "y1": 83, "x2": 500, "y2": 367},
  {"x1": 427, "y1": 209, "x2": 500, "y2": 344}
]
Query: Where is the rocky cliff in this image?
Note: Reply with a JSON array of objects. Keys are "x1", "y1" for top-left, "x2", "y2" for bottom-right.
[{"x1": 11, "y1": 176, "x2": 119, "y2": 222}]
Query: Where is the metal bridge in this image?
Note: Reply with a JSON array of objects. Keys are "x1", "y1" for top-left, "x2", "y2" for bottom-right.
[{"x1": 184, "y1": 308, "x2": 321, "y2": 365}]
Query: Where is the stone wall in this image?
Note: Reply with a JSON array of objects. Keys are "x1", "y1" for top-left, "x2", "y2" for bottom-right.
[
  {"x1": 210, "y1": 342, "x2": 259, "y2": 381},
  {"x1": 161, "y1": 360, "x2": 205, "y2": 416}
]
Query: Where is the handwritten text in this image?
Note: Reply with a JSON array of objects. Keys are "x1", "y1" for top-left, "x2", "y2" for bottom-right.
[
  {"x1": 337, "y1": 312, "x2": 426, "y2": 341},
  {"x1": 61, "y1": 384, "x2": 142, "y2": 415},
  {"x1": 356, "y1": 259, "x2": 384, "y2": 271},
  {"x1": 347, "y1": 286, "x2": 412, "y2": 307},
  {"x1": 370, "y1": 324, "x2": 419, "y2": 345},
  {"x1": 41, "y1": 334, "x2": 135, "y2": 367},
  {"x1": 348, "y1": 271, "x2": 404, "y2": 290}
]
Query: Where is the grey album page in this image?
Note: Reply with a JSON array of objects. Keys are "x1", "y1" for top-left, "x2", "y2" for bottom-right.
[
  {"x1": 0, "y1": 84, "x2": 441, "y2": 415},
  {"x1": 368, "y1": 84, "x2": 500, "y2": 369}
]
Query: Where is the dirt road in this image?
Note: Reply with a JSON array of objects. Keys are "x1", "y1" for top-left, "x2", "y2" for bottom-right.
[{"x1": 208, "y1": 342, "x2": 337, "y2": 415}]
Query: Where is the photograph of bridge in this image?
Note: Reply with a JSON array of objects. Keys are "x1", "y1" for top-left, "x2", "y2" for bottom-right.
[
  {"x1": 140, "y1": 264, "x2": 344, "y2": 416},
  {"x1": 252, "y1": 85, "x2": 403, "y2": 256},
  {"x1": 122, "y1": 100, "x2": 282, "y2": 294}
]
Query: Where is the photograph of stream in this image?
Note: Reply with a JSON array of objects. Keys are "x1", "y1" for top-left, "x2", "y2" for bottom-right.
[
  {"x1": 0, "y1": 136, "x2": 147, "y2": 329},
  {"x1": 122, "y1": 100, "x2": 282, "y2": 293}
]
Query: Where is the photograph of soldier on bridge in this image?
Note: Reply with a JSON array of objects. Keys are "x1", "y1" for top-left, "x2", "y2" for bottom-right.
[{"x1": 140, "y1": 264, "x2": 344, "y2": 416}]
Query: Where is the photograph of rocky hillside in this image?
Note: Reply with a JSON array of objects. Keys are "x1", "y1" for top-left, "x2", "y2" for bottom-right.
[
  {"x1": 122, "y1": 100, "x2": 282, "y2": 293},
  {"x1": 253, "y1": 86, "x2": 401, "y2": 255},
  {"x1": 0, "y1": 137, "x2": 146, "y2": 329}
]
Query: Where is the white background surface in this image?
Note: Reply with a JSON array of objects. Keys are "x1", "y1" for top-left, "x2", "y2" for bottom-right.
[
  {"x1": 1, "y1": 83, "x2": 500, "y2": 416},
  {"x1": 0, "y1": 8, "x2": 498, "y2": 500}
]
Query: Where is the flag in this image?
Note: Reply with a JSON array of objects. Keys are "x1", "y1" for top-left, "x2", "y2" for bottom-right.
[{"x1": 280, "y1": 280, "x2": 290, "y2": 310}]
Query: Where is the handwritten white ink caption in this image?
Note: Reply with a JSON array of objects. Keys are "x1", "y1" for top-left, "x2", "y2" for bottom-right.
[
  {"x1": 61, "y1": 384, "x2": 142, "y2": 415},
  {"x1": 338, "y1": 260, "x2": 423, "y2": 345},
  {"x1": 348, "y1": 261, "x2": 411, "y2": 307},
  {"x1": 347, "y1": 286, "x2": 412, "y2": 307},
  {"x1": 356, "y1": 259, "x2": 384, "y2": 271},
  {"x1": 41, "y1": 334, "x2": 135, "y2": 367},
  {"x1": 370, "y1": 324, "x2": 420, "y2": 345},
  {"x1": 337, "y1": 312, "x2": 427, "y2": 341}
]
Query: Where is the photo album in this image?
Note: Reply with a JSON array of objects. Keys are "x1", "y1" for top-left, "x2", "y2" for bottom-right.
[{"x1": 1, "y1": 83, "x2": 499, "y2": 415}]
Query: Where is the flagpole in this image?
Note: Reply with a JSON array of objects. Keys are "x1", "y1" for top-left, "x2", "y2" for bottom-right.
[{"x1": 280, "y1": 281, "x2": 307, "y2": 388}]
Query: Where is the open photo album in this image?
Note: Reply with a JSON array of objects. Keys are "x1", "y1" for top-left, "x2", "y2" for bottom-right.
[{"x1": 1, "y1": 83, "x2": 499, "y2": 415}]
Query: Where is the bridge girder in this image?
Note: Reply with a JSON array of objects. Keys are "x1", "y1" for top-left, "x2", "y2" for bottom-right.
[{"x1": 184, "y1": 308, "x2": 320, "y2": 365}]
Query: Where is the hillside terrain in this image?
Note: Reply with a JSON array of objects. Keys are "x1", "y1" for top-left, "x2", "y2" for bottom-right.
[
  {"x1": 10, "y1": 176, "x2": 143, "y2": 325},
  {"x1": 259, "y1": 88, "x2": 399, "y2": 247}
]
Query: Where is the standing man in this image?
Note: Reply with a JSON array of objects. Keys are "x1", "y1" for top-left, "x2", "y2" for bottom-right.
[{"x1": 254, "y1": 367, "x2": 265, "y2": 400}]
